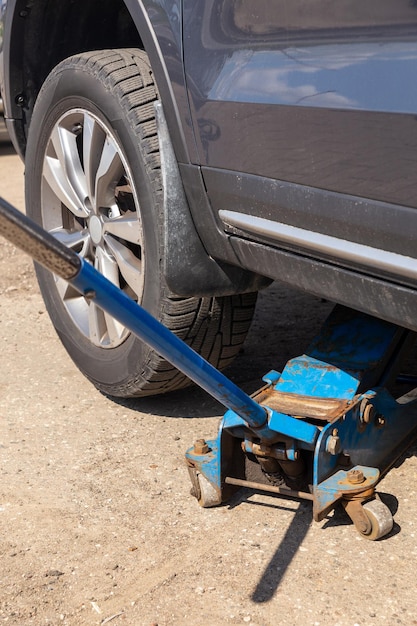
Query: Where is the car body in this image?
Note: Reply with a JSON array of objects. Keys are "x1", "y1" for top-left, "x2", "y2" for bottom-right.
[{"x1": 1, "y1": 0, "x2": 417, "y2": 396}]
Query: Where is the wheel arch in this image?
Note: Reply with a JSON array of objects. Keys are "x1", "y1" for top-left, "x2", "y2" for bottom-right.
[{"x1": 2, "y1": 0, "x2": 193, "y2": 163}]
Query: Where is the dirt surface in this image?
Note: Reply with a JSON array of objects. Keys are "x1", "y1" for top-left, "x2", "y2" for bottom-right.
[{"x1": 1, "y1": 141, "x2": 417, "y2": 626}]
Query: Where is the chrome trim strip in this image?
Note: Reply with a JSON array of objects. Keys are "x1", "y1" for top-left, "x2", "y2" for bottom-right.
[{"x1": 219, "y1": 210, "x2": 417, "y2": 281}]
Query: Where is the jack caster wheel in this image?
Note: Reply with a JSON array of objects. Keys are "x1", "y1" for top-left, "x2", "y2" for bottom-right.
[
  {"x1": 358, "y1": 500, "x2": 394, "y2": 540},
  {"x1": 188, "y1": 467, "x2": 222, "y2": 508},
  {"x1": 197, "y1": 474, "x2": 222, "y2": 508}
]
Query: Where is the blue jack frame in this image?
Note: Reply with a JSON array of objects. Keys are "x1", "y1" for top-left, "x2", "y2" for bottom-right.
[{"x1": 186, "y1": 305, "x2": 417, "y2": 537}]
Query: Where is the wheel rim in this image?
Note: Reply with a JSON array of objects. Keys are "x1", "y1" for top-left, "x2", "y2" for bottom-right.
[{"x1": 40, "y1": 108, "x2": 144, "y2": 348}]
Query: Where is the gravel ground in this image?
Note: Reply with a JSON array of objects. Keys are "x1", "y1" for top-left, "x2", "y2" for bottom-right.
[{"x1": 1, "y1": 143, "x2": 417, "y2": 626}]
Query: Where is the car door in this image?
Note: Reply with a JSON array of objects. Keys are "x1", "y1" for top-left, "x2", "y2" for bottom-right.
[{"x1": 182, "y1": 0, "x2": 417, "y2": 289}]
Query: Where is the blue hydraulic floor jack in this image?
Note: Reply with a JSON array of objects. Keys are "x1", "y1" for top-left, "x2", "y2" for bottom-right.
[
  {"x1": 186, "y1": 306, "x2": 417, "y2": 539},
  {"x1": 1, "y1": 197, "x2": 417, "y2": 540}
]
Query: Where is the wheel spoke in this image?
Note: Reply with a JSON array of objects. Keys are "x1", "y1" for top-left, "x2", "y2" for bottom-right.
[
  {"x1": 44, "y1": 125, "x2": 89, "y2": 218},
  {"x1": 92, "y1": 247, "x2": 126, "y2": 345},
  {"x1": 95, "y1": 246, "x2": 120, "y2": 286},
  {"x1": 53, "y1": 227, "x2": 90, "y2": 257},
  {"x1": 88, "y1": 300, "x2": 107, "y2": 345},
  {"x1": 43, "y1": 156, "x2": 89, "y2": 219},
  {"x1": 104, "y1": 234, "x2": 144, "y2": 298},
  {"x1": 87, "y1": 300, "x2": 125, "y2": 347},
  {"x1": 103, "y1": 215, "x2": 141, "y2": 245},
  {"x1": 103, "y1": 310, "x2": 126, "y2": 345},
  {"x1": 55, "y1": 275, "x2": 82, "y2": 301},
  {"x1": 94, "y1": 138, "x2": 124, "y2": 210},
  {"x1": 82, "y1": 113, "x2": 106, "y2": 206}
]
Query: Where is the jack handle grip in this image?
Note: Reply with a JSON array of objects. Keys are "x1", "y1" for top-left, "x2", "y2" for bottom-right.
[{"x1": 0, "y1": 196, "x2": 81, "y2": 279}]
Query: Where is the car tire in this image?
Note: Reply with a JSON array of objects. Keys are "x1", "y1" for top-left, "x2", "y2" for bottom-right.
[{"x1": 25, "y1": 49, "x2": 257, "y2": 398}]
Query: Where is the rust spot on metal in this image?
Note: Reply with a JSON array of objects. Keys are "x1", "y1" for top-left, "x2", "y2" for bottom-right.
[
  {"x1": 337, "y1": 475, "x2": 375, "y2": 492},
  {"x1": 193, "y1": 439, "x2": 209, "y2": 455},
  {"x1": 253, "y1": 387, "x2": 350, "y2": 422},
  {"x1": 225, "y1": 476, "x2": 314, "y2": 501},
  {"x1": 347, "y1": 469, "x2": 365, "y2": 484},
  {"x1": 360, "y1": 399, "x2": 375, "y2": 424},
  {"x1": 342, "y1": 499, "x2": 372, "y2": 535}
]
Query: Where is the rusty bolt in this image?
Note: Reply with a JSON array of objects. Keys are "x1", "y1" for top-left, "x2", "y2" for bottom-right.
[
  {"x1": 193, "y1": 439, "x2": 209, "y2": 455},
  {"x1": 360, "y1": 399, "x2": 375, "y2": 425},
  {"x1": 326, "y1": 430, "x2": 341, "y2": 456},
  {"x1": 347, "y1": 469, "x2": 365, "y2": 484}
]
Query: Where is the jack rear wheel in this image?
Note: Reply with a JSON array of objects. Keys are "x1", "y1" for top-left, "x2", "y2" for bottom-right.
[{"x1": 359, "y1": 499, "x2": 393, "y2": 540}]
